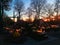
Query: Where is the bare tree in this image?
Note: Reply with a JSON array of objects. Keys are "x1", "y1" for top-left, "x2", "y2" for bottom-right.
[
  {"x1": 1, "y1": 0, "x2": 12, "y2": 16},
  {"x1": 43, "y1": 4, "x2": 54, "y2": 17},
  {"x1": 31, "y1": 0, "x2": 46, "y2": 19},
  {"x1": 27, "y1": 8, "x2": 32, "y2": 20},
  {"x1": 14, "y1": 0, "x2": 24, "y2": 21},
  {"x1": 54, "y1": 0, "x2": 60, "y2": 18},
  {"x1": 13, "y1": 10, "x2": 15, "y2": 22}
]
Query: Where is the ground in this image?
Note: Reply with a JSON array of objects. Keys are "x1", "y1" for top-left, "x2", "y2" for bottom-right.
[{"x1": 0, "y1": 31, "x2": 60, "y2": 45}]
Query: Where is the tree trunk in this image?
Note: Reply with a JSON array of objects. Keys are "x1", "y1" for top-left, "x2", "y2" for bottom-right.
[
  {"x1": 17, "y1": 12, "x2": 20, "y2": 22},
  {"x1": 13, "y1": 10, "x2": 15, "y2": 22},
  {"x1": 0, "y1": 2, "x2": 3, "y2": 33}
]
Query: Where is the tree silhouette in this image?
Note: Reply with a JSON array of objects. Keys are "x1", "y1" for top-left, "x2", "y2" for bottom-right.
[
  {"x1": 31, "y1": 0, "x2": 46, "y2": 19},
  {"x1": 0, "y1": 0, "x2": 12, "y2": 32},
  {"x1": 14, "y1": 0, "x2": 24, "y2": 22},
  {"x1": 54, "y1": 0, "x2": 60, "y2": 19},
  {"x1": 43, "y1": 4, "x2": 54, "y2": 18}
]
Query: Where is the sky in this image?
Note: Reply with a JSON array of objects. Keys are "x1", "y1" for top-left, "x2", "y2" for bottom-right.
[
  {"x1": 5, "y1": 0, "x2": 55, "y2": 17},
  {"x1": 5, "y1": 0, "x2": 31, "y2": 17}
]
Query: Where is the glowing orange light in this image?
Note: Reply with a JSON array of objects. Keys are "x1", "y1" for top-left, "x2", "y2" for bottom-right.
[
  {"x1": 37, "y1": 29, "x2": 43, "y2": 33},
  {"x1": 47, "y1": 19, "x2": 50, "y2": 21},
  {"x1": 43, "y1": 19, "x2": 48, "y2": 22},
  {"x1": 15, "y1": 18, "x2": 17, "y2": 22},
  {"x1": 9, "y1": 30, "x2": 13, "y2": 33},
  {"x1": 51, "y1": 16, "x2": 55, "y2": 19},
  {"x1": 43, "y1": 18, "x2": 50, "y2": 22},
  {"x1": 11, "y1": 18, "x2": 17, "y2": 22},
  {"x1": 52, "y1": 19, "x2": 55, "y2": 21},
  {"x1": 29, "y1": 17, "x2": 34, "y2": 22},
  {"x1": 21, "y1": 16, "x2": 29, "y2": 21},
  {"x1": 16, "y1": 29, "x2": 20, "y2": 32},
  {"x1": 4, "y1": 27, "x2": 10, "y2": 30},
  {"x1": 41, "y1": 27, "x2": 45, "y2": 29},
  {"x1": 5, "y1": 27, "x2": 9, "y2": 30},
  {"x1": 58, "y1": 16, "x2": 60, "y2": 19},
  {"x1": 51, "y1": 25, "x2": 59, "y2": 28}
]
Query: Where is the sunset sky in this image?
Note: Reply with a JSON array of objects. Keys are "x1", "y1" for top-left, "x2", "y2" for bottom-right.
[{"x1": 5, "y1": 0, "x2": 55, "y2": 17}]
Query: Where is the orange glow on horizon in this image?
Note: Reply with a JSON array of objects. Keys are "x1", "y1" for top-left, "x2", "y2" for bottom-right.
[
  {"x1": 29, "y1": 17, "x2": 34, "y2": 22},
  {"x1": 11, "y1": 18, "x2": 17, "y2": 22},
  {"x1": 43, "y1": 18, "x2": 50, "y2": 22},
  {"x1": 50, "y1": 16, "x2": 55, "y2": 19},
  {"x1": 10, "y1": 15, "x2": 60, "y2": 22},
  {"x1": 43, "y1": 19, "x2": 47, "y2": 22},
  {"x1": 15, "y1": 18, "x2": 17, "y2": 22},
  {"x1": 58, "y1": 16, "x2": 60, "y2": 19}
]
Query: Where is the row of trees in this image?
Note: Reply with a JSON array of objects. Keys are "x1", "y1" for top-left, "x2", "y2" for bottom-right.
[
  {"x1": 1, "y1": 0, "x2": 59, "y2": 22},
  {"x1": 1, "y1": 0, "x2": 60, "y2": 31},
  {"x1": 1, "y1": 0, "x2": 60, "y2": 22},
  {"x1": 13, "y1": 0, "x2": 46, "y2": 20},
  {"x1": 12, "y1": 0, "x2": 60, "y2": 21}
]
